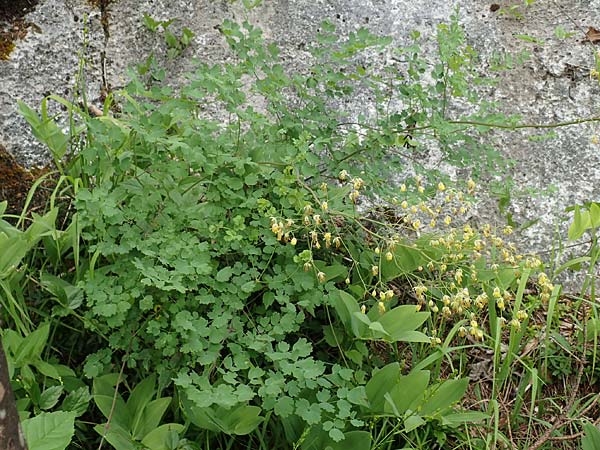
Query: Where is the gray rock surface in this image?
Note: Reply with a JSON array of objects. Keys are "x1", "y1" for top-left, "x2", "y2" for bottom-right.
[{"x1": 1, "y1": 0, "x2": 600, "y2": 289}]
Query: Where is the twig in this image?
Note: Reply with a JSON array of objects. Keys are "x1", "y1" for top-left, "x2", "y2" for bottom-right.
[{"x1": 96, "y1": 354, "x2": 128, "y2": 450}]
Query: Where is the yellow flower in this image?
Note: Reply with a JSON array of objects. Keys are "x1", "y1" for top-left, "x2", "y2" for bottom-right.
[
  {"x1": 401, "y1": 200, "x2": 408, "y2": 209},
  {"x1": 467, "y1": 178, "x2": 476, "y2": 192},
  {"x1": 444, "y1": 216, "x2": 452, "y2": 226},
  {"x1": 321, "y1": 201, "x2": 328, "y2": 211},
  {"x1": 516, "y1": 310, "x2": 528, "y2": 321},
  {"x1": 317, "y1": 271, "x2": 326, "y2": 283},
  {"x1": 290, "y1": 237, "x2": 297, "y2": 246},
  {"x1": 400, "y1": 183, "x2": 407, "y2": 192},
  {"x1": 371, "y1": 265, "x2": 379, "y2": 276},
  {"x1": 412, "y1": 219, "x2": 421, "y2": 230},
  {"x1": 454, "y1": 268, "x2": 463, "y2": 284},
  {"x1": 437, "y1": 182, "x2": 446, "y2": 191},
  {"x1": 339, "y1": 169, "x2": 349, "y2": 181},
  {"x1": 360, "y1": 304, "x2": 366, "y2": 314},
  {"x1": 333, "y1": 236, "x2": 342, "y2": 248},
  {"x1": 414, "y1": 284, "x2": 428, "y2": 299},
  {"x1": 385, "y1": 251, "x2": 393, "y2": 261},
  {"x1": 378, "y1": 301, "x2": 386, "y2": 314}
]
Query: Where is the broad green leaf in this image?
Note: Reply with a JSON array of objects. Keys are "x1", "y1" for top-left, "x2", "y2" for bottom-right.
[
  {"x1": 180, "y1": 395, "x2": 222, "y2": 432},
  {"x1": 366, "y1": 363, "x2": 400, "y2": 412},
  {"x1": 126, "y1": 375, "x2": 156, "y2": 438},
  {"x1": 329, "y1": 428, "x2": 345, "y2": 442},
  {"x1": 222, "y1": 405, "x2": 264, "y2": 435},
  {"x1": 93, "y1": 393, "x2": 129, "y2": 430},
  {"x1": 582, "y1": 423, "x2": 600, "y2": 450},
  {"x1": 378, "y1": 306, "x2": 429, "y2": 341},
  {"x1": 137, "y1": 397, "x2": 172, "y2": 439},
  {"x1": 93, "y1": 375, "x2": 129, "y2": 428},
  {"x1": 22, "y1": 411, "x2": 76, "y2": 450},
  {"x1": 32, "y1": 360, "x2": 61, "y2": 380},
  {"x1": 391, "y1": 331, "x2": 431, "y2": 343},
  {"x1": 403, "y1": 414, "x2": 426, "y2": 432},
  {"x1": 333, "y1": 290, "x2": 358, "y2": 326},
  {"x1": 368, "y1": 321, "x2": 389, "y2": 337},
  {"x1": 568, "y1": 205, "x2": 590, "y2": 241},
  {"x1": 313, "y1": 261, "x2": 347, "y2": 281},
  {"x1": 39, "y1": 385, "x2": 63, "y2": 410},
  {"x1": 94, "y1": 423, "x2": 136, "y2": 450},
  {"x1": 15, "y1": 323, "x2": 50, "y2": 365},
  {"x1": 420, "y1": 378, "x2": 468, "y2": 416},
  {"x1": 274, "y1": 395, "x2": 295, "y2": 417},
  {"x1": 25, "y1": 209, "x2": 59, "y2": 241},
  {"x1": 334, "y1": 290, "x2": 368, "y2": 338},
  {"x1": 61, "y1": 386, "x2": 91, "y2": 416},
  {"x1": 440, "y1": 411, "x2": 489, "y2": 427},
  {"x1": 347, "y1": 386, "x2": 369, "y2": 407},
  {"x1": 216, "y1": 267, "x2": 233, "y2": 282},
  {"x1": 590, "y1": 202, "x2": 600, "y2": 227},
  {"x1": 381, "y1": 245, "x2": 425, "y2": 279},
  {"x1": 141, "y1": 424, "x2": 184, "y2": 450},
  {"x1": 384, "y1": 370, "x2": 429, "y2": 415},
  {"x1": 0, "y1": 237, "x2": 29, "y2": 278},
  {"x1": 18, "y1": 100, "x2": 68, "y2": 160}
]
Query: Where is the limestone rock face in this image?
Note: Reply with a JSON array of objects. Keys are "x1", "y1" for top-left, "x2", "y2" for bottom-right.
[{"x1": 1, "y1": 0, "x2": 600, "y2": 287}]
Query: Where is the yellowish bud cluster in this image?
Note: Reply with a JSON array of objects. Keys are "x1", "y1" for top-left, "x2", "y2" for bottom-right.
[
  {"x1": 537, "y1": 272, "x2": 554, "y2": 302},
  {"x1": 414, "y1": 284, "x2": 428, "y2": 300}
]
